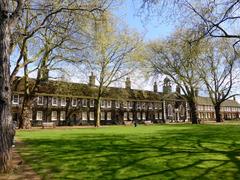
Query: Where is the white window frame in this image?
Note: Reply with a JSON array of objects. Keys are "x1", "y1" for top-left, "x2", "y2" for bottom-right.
[
  {"x1": 101, "y1": 100, "x2": 106, "y2": 108},
  {"x1": 61, "y1": 98, "x2": 66, "y2": 107},
  {"x1": 101, "y1": 112, "x2": 105, "y2": 120},
  {"x1": 142, "y1": 112, "x2": 146, "y2": 120},
  {"x1": 72, "y1": 99, "x2": 77, "y2": 107},
  {"x1": 36, "y1": 111, "x2": 43, "y2": 121},
  {"x1": 12, "y1": 94, "x2": 19, "y2": 105},
  {"x1": 82, "y1": 99, "x2": 87, "y2": 107},
  {"x1": 52, "y1": 97, "x2": 58, "y2": 106},
  {"x1": 89, "y1": 112, "x2": 94, "y2": 121},
  {"x1": 37, "y1": 96, "x2": 44, "y2": 105},
  {"x1": 137, "y1": 112, "x2": 141, "y2": 120},
  {"x1": 107, "y1": 100, "x2": 111, "y2": 108},
  {"x1": 60, "y1": 111, "x2": 66, "y2": 121},
  {"x1": 124, "y1": 112, "x2": 128, "y2": 120},
  {"x1": 155, "y1": 112, "x2": 158, "y2": 119},
  {"x1": 123, "y1": 102, "x2": 127, "y2": 109},
  {"x1": 107, "y1": 112, "x2": 111, "y2": 120},
  {"x1": 51, "y1": 111, "x2": 58, "y2": 121},
  {"x1": 115, "y1": 101, "x2": 120, "y2": 108},
  {"x1": 129, "y1": 112, "x2": 133, "y2": 120},
  {"x1": 90, "y1": 99, "x2": 95, "y2": 107},
  {"x1": 82, "y1": 112, "x2": 87, "y2": 121},
  {"x1": 128, "y1": 102, "x2": 133, "y2": 109}
]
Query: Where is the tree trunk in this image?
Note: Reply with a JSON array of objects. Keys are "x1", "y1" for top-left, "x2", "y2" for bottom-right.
[
  {"x1": 18, "y1": 99, "x2": 32, "y2": 129},
  {"x1": 215, "y1": 104, "x2": 222, "y2": 123},
  {"x1": 0, "y1": 13, "x2": 14, "y2": 172},
  {"x1": 95, "y1": 98, "x2": 101, "y2": 127},
  {"x1": 188, "y1": 100, "x2": 198, "y2": 124}
]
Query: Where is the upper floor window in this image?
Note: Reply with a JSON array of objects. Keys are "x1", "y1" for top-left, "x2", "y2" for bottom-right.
[
  {"x1": 128, "y1": 102, "x2": 133, "y2": 109},
  {"x1": 142, "y1": 103, "x2": 145, "y2": 109},
  {"x1": 82, "y1": 99, "x2": 87, "y2": 107},
  {"x1": 72, "y1": 99, "x2": 77, "y2": 107},
  {"x1": 61, "y1": 98, "x2": 66, "y2": 106},
  {"x1": 149, "y1": 103, "x2": 153, "y2": 109},
  {"x1": 137, "y1": 102, "x2": 141, "y2": 109},
  {"x1": 90, "y1": 99, "x2": 95, "y2": 107},
  {"x1": 37, "y1": 96, "x2": 44, "y2": 105},
  {"x1": 123, "y1": 101, "x2": 127, "y2": 108},
  {"x1": 12, "y1": 95, "x2": 19, "y2": 105},
  {"x1": 101, "y1": 100, "x2": 105, "y2": 108},
  {"x1": 115, "y1": 101, "x2": 120, "y2": 108},
  {"x1": 52, "y1": 97, "x2": 58, "y2": 106},
  {"x1": 107, "y1": 100, "x2": 111, "y2": 108}
]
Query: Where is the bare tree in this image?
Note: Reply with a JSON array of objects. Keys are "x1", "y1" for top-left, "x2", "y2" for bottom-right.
[
  {"x1": 198, "y1": 39, "x2": 240, "y2": 122},
  {"x1": 147, "y1": 29, "x2": 206, "y2": 124}
]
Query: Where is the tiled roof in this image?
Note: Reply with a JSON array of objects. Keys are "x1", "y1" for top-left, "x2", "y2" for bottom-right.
[{"x1": 196, "y1": 96, "x2": 240, "y2": 107}]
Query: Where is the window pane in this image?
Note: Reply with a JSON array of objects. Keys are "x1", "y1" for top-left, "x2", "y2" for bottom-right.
[{"x1": 51, "y1": 111, "x2": 58, "y2": 121}]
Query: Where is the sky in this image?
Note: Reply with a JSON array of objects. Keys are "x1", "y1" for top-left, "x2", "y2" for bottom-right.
[{"x1": 112, "y1": 0, "x2": 174, "y2": 41}]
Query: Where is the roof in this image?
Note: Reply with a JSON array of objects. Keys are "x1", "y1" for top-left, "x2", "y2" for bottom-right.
[{"x1": 196, "y1": 96, "x2": 240, "y2": 107}]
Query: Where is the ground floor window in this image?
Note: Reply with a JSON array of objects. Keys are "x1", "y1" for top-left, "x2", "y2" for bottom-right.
[
  {"x1": 37, "y1": 111, "x2": 43, "y2": 121},
  {"x1": 159, "y1": 112, "x2": 162, "y2": 119},
  {"x1": 51, "y1": 111, "x2": 58, "y2": 121},
  {"x1": 155, "y1": 112, "x2": 158, "y2": 120},
  {"x1": 101, "y1": 112, "x2": 105, "y2": 120},
  {"x1": 129, "y1": 112, "x2": 133, "y2": 120},
  {"x1": 142, "y1": 112, "x2": 146, "y2": 120},
  {"x1": 82, "y1": 112, "x2": 87, "y2": 121},
  {"x1": 60, "y1": 111, "x2": 66, "y2": 121},
  {"x1": 137, "y1": 112, "x2": 141, "y2": 120},
  {"x1": 107, "y1": 112, "x2": 111, "y2": 120},
  {"x1": 89, "y1": 112, "x2": 94, "y2": 121},
  {"x1": 124, "y1": 112, "x2": 128, "y2": 120}
]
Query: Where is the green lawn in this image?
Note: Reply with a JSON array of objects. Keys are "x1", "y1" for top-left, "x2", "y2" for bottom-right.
[{"x1": 17, "y1": 125, "x2": 240, "y2": 180}]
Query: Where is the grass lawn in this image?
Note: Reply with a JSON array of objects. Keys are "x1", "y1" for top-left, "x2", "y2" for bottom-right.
[{"x1": 16, "y1": 124, "x2": 240, "y2": 180}]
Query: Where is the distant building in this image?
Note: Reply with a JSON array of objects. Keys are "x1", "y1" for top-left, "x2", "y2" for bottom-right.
[{"x1": 11, "y1": 75, "x2": 240, "y2": 126}]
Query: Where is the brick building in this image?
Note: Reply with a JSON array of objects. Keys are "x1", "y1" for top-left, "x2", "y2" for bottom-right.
[{"x1": 11, "y1": 75, "x2": 240, "y2": 126}]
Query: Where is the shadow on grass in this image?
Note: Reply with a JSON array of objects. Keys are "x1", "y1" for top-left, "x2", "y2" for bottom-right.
[{"x1": 17, "y1": 125, "x2": 240, "y2": 180}]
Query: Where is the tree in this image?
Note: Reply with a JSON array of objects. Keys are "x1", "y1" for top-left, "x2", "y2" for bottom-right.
[
  {"x1": 86, "y1": 12, "x2": 142, "y2": 127},
  {"x1": 147, "y1": 29, "x2": 206, "y2": 124},
  {"x1": 0, "y1": 0, "x2": 25, "y2": 173},
  {"x1": 1, "y1": 0, "x2": 113, "y2": 172},
  {"x1": 198, "y1": 39, "x2": 240, "y2": 122}
]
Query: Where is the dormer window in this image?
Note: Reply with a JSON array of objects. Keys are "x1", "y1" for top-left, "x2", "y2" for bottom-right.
[
  {"x1": 72, "y1": 99, "x2": 77, "y2": 107},
  {"x1": 37, "y1": 96, "x2": 44, "y2": 105},
  {"x1": 12, "y1": 95, "x2": 19, "y2": 105},
  {"x1": 52, "y1": 97, "x2": 58, "y2": 106},
  {"x1": 61, "y1": 98, "x2": 66, "y2": 106}
]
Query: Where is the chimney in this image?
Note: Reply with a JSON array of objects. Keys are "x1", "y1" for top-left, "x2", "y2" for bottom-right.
[
  {"x1": 233, "y1": 96, "x2": 236, "y2": 101},
  {"x1": 153, "y1": 82, "x2": 158, "y2": 92},
  {"x1": 125, "y1": 77, "x2": 131, "y2": 89},
  {"x1": 89, "y1": 72, "x2": 95, "y2": 86},
  {"x1": 163, "y1": 77, "x2": 171, "y2": 93}
]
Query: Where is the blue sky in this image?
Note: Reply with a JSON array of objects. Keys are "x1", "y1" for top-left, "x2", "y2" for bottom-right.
[{"x1": 113, "y1": 0, "x2": 174, "y2": 41}]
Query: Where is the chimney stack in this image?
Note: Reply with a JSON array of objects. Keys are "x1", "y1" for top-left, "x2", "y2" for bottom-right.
[
  {"x1": 125, "y1": 77, "x2": 131, "y2": 89},
  {"x1": 233, "y1": 96, "x2": 236, "y2": 101},
  {"x1": 153, "y1": 82, "x2": 158, "y2": 92},
  {"x1": 89, "y1": 72, "x2": 96, "y2": 86}
]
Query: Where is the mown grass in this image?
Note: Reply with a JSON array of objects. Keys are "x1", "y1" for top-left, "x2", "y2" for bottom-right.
[{"x1": 17, "y1": 124, "x2": 240, "y2": 180}]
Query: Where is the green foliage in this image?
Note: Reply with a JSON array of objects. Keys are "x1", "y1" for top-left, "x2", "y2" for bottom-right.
[{"x1": 17, "y1": 125, "x2": 240, "y2": 179}]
